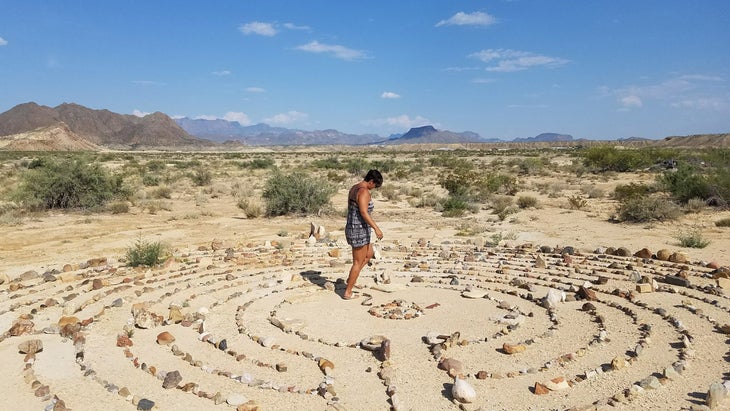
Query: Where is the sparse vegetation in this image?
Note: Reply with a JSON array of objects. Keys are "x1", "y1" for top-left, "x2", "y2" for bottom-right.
[
  {"x1": 715, "y1": 217, "x2": 730, "y2": 227},
  {"x1": 617, "y1": 196, "x2": 682, "y2": 223},
  {"x1": 262, "y1": 172, "x2": 336, "y2": 216},
  {"x1": 517, "y1": 195, "x2": 539, "y2": 209},
  {"x1": 125, "y1": 237, "x2": 167, "y2": 267},
  {"x1": 567, "y1": 195, "x2": 588, "y2": 210},
  {"x1": 676, "y1": 227, "x2": 711, "y2": 248}
]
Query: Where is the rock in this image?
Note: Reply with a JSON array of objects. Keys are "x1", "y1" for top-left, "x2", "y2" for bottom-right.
[
  {"x1": 476, "y1": 371, "x2": 488, "y2": 379},
  {"x1": 168, "y1": 307, "x2": 184, "y2": 324},
  {"x1": 452, "y1": 376, "x2": 476, "y2": 403},
  {"x1": 162, "y1": 370, "x2": 182, "y2": 389},
  {"x1": 8, "y1": 319, "x2": 35, "y2": 336},
  {"x1": 634, "y1": 248, "x2": 652, "y2": 259},
  {"x1": 611, "y1": 356, "x2": 626, "y2": 370},
  {"x1": 581, "y1": 302, "x2": 596, "y2": 312},
  {"x1": 544, "y1": 288, "x2": 566, "y2": 308},
  {"x1": 545, "y1": 376, "x2": 570, "y2": 391},
  {"x1": 237, "y1": 400, "x2": 260, "y2": 411},
  {"x1": 137, "y1": 399, "x2": 155, "y2": 411},
  {"x1": 461, "y1": 290, "x2": 487, "y2": 299},
  {"x1": 380, "y1": 338, "x2": 391, "y2": 361},
  {"x1": 424, "y1": 331, "x2": 447, "y2": 345},
  {"x1": 656, "y1": 249, "x2": 672, "y2": 261},
  {"x1": 318, "y1": 358, "x2": 334, "y2": 375},
  {"x1": 577, "y1": 286, "x2": 597, "y2": 301},
  {"x1": 636, "y1": 283, "x2": 653, "y2": 293},
  {"x1": 91, "y1": 278, "x2": 104, "y2": 290},
  {"x1": 438, "y1": 358, "x2": 464, "y2": 377},
  {"x1": 157, "y1": 331, "x2": 175, "y2": 345},
  {"x1": 615, "y1": 247, "x2": 632, "y2": 257},
  {"x1": 639, "y1": 376, "x2": 662, "y2": 390},
  {"x1": 18, "y1": 339, "x2": 43, "y2": 355},
  {"x1": 664, "y1": 366, "x2": 681, "y2": 381},
  {"x1": 360, "y1": 335, "x2": 389, "y2": 351},
  {"x1": 717, "y1": 277, "x2": 730, "y2": 290},
  {"x1": 535, "y1": 255, "x2": 546, "y2": 269},
  {"x1": 327, "y1": 248, "x2": 340, "y2": 258},
  {"x1": 503, "y1": 343, "x2": 526, "y2": 354},
  {"x1": 669, "y1": 252, "x2": 689, "y2": 263},
  {"x1": 227, "y1": 393, "x2": 248, "y2": 406},
  {"x1": 664, "y1": 275, "x2": 691, "y2": 288},
  {"x1": 533, "y1": 382, "x2": 550, "y2": 395},
  {"x1": 132, "y1": 303, "x2": 164, "y2": 329},
  {"x1": 707, "y1": 382, "x2": 727, "y2": 408}
]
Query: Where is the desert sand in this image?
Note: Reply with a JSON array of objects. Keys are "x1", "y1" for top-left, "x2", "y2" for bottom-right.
[{"x1": 1, "y1": 149, "x2": 730, "y2": 411}]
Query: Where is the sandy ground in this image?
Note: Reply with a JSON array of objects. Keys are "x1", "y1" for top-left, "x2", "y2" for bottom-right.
[{"x1": 1, "y1": 156, "x2": 730, "y2": 411}]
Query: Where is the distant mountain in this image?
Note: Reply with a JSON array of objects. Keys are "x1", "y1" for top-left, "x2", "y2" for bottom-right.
[
  {"x1": 383, "y1": 125, "x2": 491, "y2": 145},
  {"x1": 511, "y1": 132, "x2": 573, "y2": 143},
  {"x1": 175, "y1": 117, "x2": 383, "y2": 145},
  {"x1": 0, "y1": 102, "x2": 207, "y2": 150},
  {"x1": 0, "y1": 123, "x2": 100, "y2": 151}
]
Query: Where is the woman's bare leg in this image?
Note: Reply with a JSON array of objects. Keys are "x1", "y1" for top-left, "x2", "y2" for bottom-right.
[{"x1": 344, "y1": 243, "x2": 373, "y2": 298}]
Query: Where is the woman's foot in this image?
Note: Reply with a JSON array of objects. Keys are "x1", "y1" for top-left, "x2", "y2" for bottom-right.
[{"x1": 342, "y1": 292, "x2": 360, "y2": 300}]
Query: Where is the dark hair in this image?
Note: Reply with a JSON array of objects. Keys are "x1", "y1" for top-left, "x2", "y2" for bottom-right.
[{"x1": 364, "y1": 169, "x2": 383, "y2": 188}]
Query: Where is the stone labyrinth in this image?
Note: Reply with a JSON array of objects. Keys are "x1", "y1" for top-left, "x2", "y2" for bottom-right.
[{"x1": 2, "y1": 236, "x2": 730, "y2": 411}]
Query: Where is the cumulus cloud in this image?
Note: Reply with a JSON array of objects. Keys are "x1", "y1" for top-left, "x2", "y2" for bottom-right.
[
  {"x1": 436, "y1": 11, "x2": 497, "y2": 27},
  {"x1": 246, "y1": 87, "x2": 266, "y2": 93},
  {"x1": 212, "y1": 70, "x2": 231, "y2": 76},
  {"x1": 363, "y1": 114, "x2": 431, "y2": 129},
  {"x1": 295, "y1": 41, "x2": 367, "y2": 61},
  {"x1": 381, "y1": 91, "x2": 401, "y2": 99},
  {"x1": 470, "y1": 49, "x2": 569, "y2": 72},
  {"x1": 132, "y1": 109, "x2": 151, "y2": 117},
  {"x1": 223, "y1": 112, "x2": 252, "y2": 125},
  {"x1": 0, "y1": 37, "x2": 7, "y2": 46},
  {"x1": 264, "y1": 110, "x2": 308, "y2": 125},
  {"x1": 239, "y1": 21, "x2": 277, "y2": 36}
]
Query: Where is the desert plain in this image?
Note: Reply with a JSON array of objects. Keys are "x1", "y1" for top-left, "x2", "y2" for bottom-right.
[{"x1": 1, "y1": 145, "x2": 729, "y2": 411}]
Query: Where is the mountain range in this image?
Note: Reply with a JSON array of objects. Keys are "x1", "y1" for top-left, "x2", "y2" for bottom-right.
[{"x1": 7, "y1": 101, "x2": 689, "y2": 151}]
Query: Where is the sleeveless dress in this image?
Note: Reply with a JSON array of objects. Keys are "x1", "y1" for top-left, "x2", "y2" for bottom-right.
[{"x1": 345, "y1": 185, "x2": 374, "y2": 248}]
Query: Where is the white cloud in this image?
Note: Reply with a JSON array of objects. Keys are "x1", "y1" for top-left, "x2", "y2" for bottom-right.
[
  {"x1": 246, "y1": 87, "x2": 266, "y2": 93},
  {"x1": 470, "y1": 49, "x2": 569, "y2": 72},
  {"x1": 239, "y1": 21, "x2": 277, "y2": 36},
  {"x1": 0, "y1": 37, "x2": 7, "y2": 46},
  {"x1": 363, "y1": 114, "x2": 431, "y2": 129},
  {"x1": 436, "y1": 11, "x2": 497, "y2": 27},
  {"x1": 132, "y1": 109, "x2": 151, "y2": 117},
  {"x1": 621, "y1": 95, "x2": 643, "y2": 108},
  {"x1": 471, "y1": 78, "x2": 496, "y2": 84},
  {"x1": 223, "y1": 112, "x2": 252, "y2": 125},
  {"x1": 381, "y1": 91, "x2": 401, "y2": 99},
  {"x1": 194, "y1": 115, "x2": 219, "y2": 120},
  {"x1": 283, "y1": 23, "x2": 310, "y2": 31},
  {"x1": 295, "y1": 41, "x2": 367, "y2": 61},
  {"x1": 264, "y1": 110, "x2": 308, "y2": 125},
  {"x1": 212, "y1": 70, "x2": 231, "y2": 76},
  {"x1": 604, "y1": 74, "x2": 727, "y2": 111}
]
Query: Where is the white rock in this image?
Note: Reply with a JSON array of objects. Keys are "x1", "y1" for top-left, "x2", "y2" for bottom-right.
[
  {"x1": 461, "y1": 290, "x2": 487, "y2": 299},
  {"x1": 261, "y1": 336, "x2": 276, "y2": 348},
  {"x1": 227, "y1": 393, "x2": 248, "y2": 406},
  {"x1": 452, "y1": 376, "x2": 476, "y2": 403},
  {"x1": 544, "y1": 288, "x2": 566, "y2": 308}
]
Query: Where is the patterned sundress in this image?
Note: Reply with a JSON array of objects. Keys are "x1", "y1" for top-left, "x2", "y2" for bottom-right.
[{"x1": 345, "y1": 186, "x2": 374, "y2": 248}]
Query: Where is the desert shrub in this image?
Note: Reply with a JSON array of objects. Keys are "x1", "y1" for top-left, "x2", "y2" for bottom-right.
[
  {"x1": 441, "y1": 196, "x2": 470, "y2": 217},
  {"x1": 379, "y1": 184, "x2": 400, "y2": 201},
  {"x1": 125, "y1": 237, "x2": 166, "y2": 267},
  {"x1": 142, "y1": 174, "x2": 161, "y2": 186},
  {"x1": 567, "y1": 195, "x2": 588, "y2": 210},
  {"x1": 684, "y1": 197, "x2": 706, "y2": 213},
  {"x1": 491, "y1": 195, "x2": 514, "y2": 215},
  {"x1": 190, "y1": 168, "x2": 212, "y2": 186},
  {"x1": 262, "y1": 172, "x2": 336, "y2": 216},
  {"x1": 617, "y1": 196, "x2": 682, "y2": 223},
  {"x1": 516, "y1": 195, "x2": 538, "y2": 209},
  {"x1": 237, "y1": 198, "x2": 263, "y2": 218},
  {"x1": 241, "y1": 157, "x2": 276, "y2": 169},
  {"x1": 149, "y1": 186, "x2": 172, "y2": 199},
  {"x1": 510, "y1": 157, "x2": 549, "y2": 175},
  {"x1": 581, "y1": 185, "x2": 604, "y2": 199},
  {"x1": 145, "y1": 159, "x2": 166, "y2": 172},
  {"x1": 13, "y1": 157, "x2": 125, "y2": 211},
  {"x1": 658, "y1": 164, "x2": 711, "y2": 204},
  {"x1": 613, "y1": 183, "x2": 653, "y2": 202},
  {"x1": 582, "y1": 146, "x2": 675, "y2": 172},
  {"x1": 107, "y1": 201, "x2": 129, "y2": 214},
  {"x1": 676, "y1": 227, "x2": 710, "y2": 248},
  {"x1": 715, "y1": 217, "x2": 730, "y2": 227},
  {"x1": 345, "y1": 158, "x2": 369, "y2": 176},
  {"x1": 370, "y1": 158, "x2": 398, "y2": 174}
]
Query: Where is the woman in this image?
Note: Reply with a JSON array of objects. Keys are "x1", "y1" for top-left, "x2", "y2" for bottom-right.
[{"x1": 343, "y1": 169, "x2": 383, "y2": 299}]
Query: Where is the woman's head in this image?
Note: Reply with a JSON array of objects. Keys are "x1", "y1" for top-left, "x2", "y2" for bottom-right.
[{"x1": 364, "y1": 169, "x2": 383, "y2": 188}]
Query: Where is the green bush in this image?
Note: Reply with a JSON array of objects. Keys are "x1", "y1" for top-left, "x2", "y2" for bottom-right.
[
  {"x1": 142, "y1": 174, "x2": 161, "y2": 186},
  {"x1": 125, "y1": 237, "x2": 166, "y2": 267},
  {"x1": 676, "y1": 227, "x2": 710, "y2": 248},
  {"x1": 441, "y1": 196, "x2": 470, "y2": 217},
  {"x1": 190, "y1": 168, "x2": 212, "y2": 186},
  {"x1": 617, "y1": 196, "x2": 682, "y2": 223},
  {"x1": 241, "y1": 157, "x2": 276, "y2": 169},
  {"x1": 107, "y1": 201, "x2": 130, "y2": 214},
  {"x1": 659, "y1": 164, "x2": 711, "y2": 204},
  {"x1": 613, "y1": 183, "x2": 653, "y2": 202},
  {"x1": 262, "y1": 172, "x2": 336, "y2": 216},
  {"x1": 13, "y1": 157, "x2": 125, "y2": 210},
  {"x1": 684, "y1": 197, "x2": 706, "y2": 213}
]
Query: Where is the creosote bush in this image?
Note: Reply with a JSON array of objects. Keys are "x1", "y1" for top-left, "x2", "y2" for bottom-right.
[
  {"x1": 617, "y1": 196, "x2": 682, "y2": 223},
  {"x1": 262, "y1": 172, "x2": 336, "y2": 216},
  {"x1": 715, "y1": 218, "x2": 730, "y2": 227},
  {"x1": 676, "y1": 227, "x2": 710, "y2": 248},
  {"x1": 13, "y1": 157, "x2": 125, "y2": 211},
  {"x1": 517, "y1": 195, "x2": 538, "y2": 209},
  {"x1": 125, "y1": 237, "x2": 166, "y2": 267}
]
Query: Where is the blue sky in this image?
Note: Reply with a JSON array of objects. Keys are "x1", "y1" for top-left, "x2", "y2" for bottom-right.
[{"x1": 1, "y1": 1, "x2": 728, "y2": 140}]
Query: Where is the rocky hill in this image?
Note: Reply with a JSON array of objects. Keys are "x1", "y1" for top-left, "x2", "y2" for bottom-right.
[
  {"x1": 382, "y1": 125, "x2": 490, "y2": 145},
  {"x1": 0, "y1": 123, "x2": 100, "y2": 151},
  {"x1": 0, "y1": 102, "x2": 207, "y2": 150}
]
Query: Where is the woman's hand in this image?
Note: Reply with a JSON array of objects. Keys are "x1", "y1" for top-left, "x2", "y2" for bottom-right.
[{"x1": 374, "y1": 227, "x2": 383, "y2": 241}]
